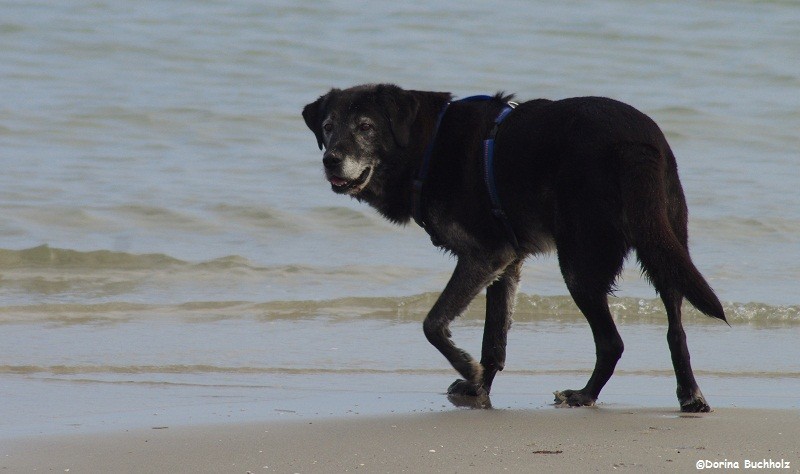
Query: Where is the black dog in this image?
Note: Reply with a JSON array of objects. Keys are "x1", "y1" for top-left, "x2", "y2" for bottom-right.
[{"x1": 303, "y1": 84, "x2": 726, "y2": 412}]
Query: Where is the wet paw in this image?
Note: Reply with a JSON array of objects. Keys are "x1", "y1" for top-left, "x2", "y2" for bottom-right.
[
  {"x1": 447, "y1": 379, "x2": 491, "y2": 408},
  {"x1": 447, "y1": 378, "x2": 481, "y2": 396},
  {"x1": 678, "y1": 387, "x2": 711, "y2": 413},
  {"x1": 680, "y1": 397, "x2": 711, "y2": 413},
  {"x1": 553, "y1": 389, "x2": 596, "y2": 408}
]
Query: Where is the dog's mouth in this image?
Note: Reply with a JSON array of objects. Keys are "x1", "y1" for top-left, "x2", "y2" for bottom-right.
[{"x1": 328, "y1": 167, "x2": 372, "y2": 194}]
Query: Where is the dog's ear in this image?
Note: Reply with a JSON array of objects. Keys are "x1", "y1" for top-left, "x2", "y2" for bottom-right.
[
  {"x1": 376, "y1": 85, "x2": 419, "y2": 148},
  {"x1": 302, "y1": 90, "x2": 335, "y2": 150}
]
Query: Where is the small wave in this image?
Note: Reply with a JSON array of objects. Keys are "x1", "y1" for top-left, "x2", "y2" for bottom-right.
[
  {"x1": 208, "y1": 203, "x2": 303, "y2": 231},
  {"x1": 692, "y1": 216, "x2": 800, "y2": 242},
  {"x1": 0, "y1": 22, "x2": 25, "y2": 34},
  {"x1": 111, "y1": 204, "x2": 215, "y2": 232},
  {"x1": 0, "y1": 364, "x2": 446, "y2": 376},
  {"x1": 249, "y1": 293, "x2": 800, "y2": 326},
  {"x1": 1, "y1": 246, "x2": 796, "y2": 325},
  {"x1": 519, "y1": 294, "x2": 800, "y2": 325},
  {"x1": 0, "y1": 245, "x2": 411, "y2": 275},
  {"x1": 4, "y1": 364, "x2": 797, "y2": 381},
  {"x1": 0, "y1": 245, "x2": 298, "y2": 274},
  {"x1": 651, "y1": 105, "x2": 706, "y2": 121},
  {"x1": 1, "y1": 292, "x2": 797, "y2": 326},
  {"x1": 306, "y1": 206, "x2": 382, "y2": 228},
  {"x1": 202, "y1": 204, "x2": 388, "y2": 234},
  {"x1": 0, "y1": 244, "x2": 183, "y2": 270}
]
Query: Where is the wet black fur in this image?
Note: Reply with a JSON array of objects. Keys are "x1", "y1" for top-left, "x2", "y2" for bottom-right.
[{"x1": 303, "y1": 83, "x2": 726, "y2": 412}]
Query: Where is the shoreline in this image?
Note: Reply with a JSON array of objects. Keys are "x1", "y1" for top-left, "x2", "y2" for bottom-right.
[{"x1": 4, "y1": 407, "x2": 798, "y2": 472}]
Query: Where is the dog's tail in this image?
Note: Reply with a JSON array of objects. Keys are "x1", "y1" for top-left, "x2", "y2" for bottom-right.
[{"x1": 620, "y1": 145, "x2": 726, "y2": 323}]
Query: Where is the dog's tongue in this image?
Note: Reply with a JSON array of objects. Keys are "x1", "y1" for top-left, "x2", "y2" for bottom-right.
[{"x1": 329, "y1": 176, "x2": 348, "y2": 187}]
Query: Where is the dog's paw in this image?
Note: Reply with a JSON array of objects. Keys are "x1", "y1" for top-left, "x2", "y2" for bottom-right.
[
  {"x1": 447, "y1": 379, "x2": 491, "y2": 408},
  {"x1": 680, "y1": 396, "x2": 711, "y2": 413},
  {"x1": 678, "y1": 387, "x2": 711, "y2": 413},
  {"x1": 553, "y1": 389, "x2": 596, "y2": 408},
  {"x1": 447, "y1": 378, "x2": 481, "y2": 396}
]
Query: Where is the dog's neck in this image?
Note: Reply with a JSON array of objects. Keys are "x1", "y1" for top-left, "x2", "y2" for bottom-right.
[
  {"x1": 358, "y1": 92, "x2": 453, "y2": 226},
  {"x1": 355, "y1": 165, "x2": 415, "y2": 225}
]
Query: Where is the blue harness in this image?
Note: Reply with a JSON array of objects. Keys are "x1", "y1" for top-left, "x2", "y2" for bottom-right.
[{"x1": 411, "y1": 95, "x2": 520, "y2": 249}]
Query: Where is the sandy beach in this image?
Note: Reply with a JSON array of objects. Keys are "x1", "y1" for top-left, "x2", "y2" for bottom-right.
[{"x1": 3, "y1": 407, "x2": 798, "y2": 472}]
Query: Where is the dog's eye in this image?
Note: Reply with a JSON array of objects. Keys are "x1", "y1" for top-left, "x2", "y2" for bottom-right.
[
  {"x1": 323, "y1": 123, "x2": 333, "y2": 133},
  {"x1": 359, "y1": 122, "x2": 373, "y2": 132}
]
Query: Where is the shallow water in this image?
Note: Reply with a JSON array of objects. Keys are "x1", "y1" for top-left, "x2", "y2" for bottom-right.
[{"x1": 1, "y1": 0, "x2": 799, "y2": 437}]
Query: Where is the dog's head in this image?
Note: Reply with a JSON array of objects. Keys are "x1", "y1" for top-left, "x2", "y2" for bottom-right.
[{"x1": 302, "y1": 84, "x2": 419, "y2": 196}]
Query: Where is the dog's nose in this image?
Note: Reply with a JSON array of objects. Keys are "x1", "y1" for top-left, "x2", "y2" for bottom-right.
[{"x1": 323, "y1": 151, "x2": 342, "y2": 170}]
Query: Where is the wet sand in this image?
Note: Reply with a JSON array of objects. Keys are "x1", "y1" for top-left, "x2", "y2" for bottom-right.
[{"x1": 4, "y1": 407, "x2": 798, "y2": 472}]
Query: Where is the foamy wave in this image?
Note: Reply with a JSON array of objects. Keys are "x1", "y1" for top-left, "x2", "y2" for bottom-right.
[
  {"x1": 1, "y1": 246, "x2": 796, "y2": 325},
  {"x1": 1, "y1": 292, "x2": 797, "y2": 326}
]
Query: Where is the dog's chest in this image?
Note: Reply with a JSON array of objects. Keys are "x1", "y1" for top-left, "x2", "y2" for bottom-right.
[{"x1": 423, "y1": 208, "x2": 483, "y2": 253}]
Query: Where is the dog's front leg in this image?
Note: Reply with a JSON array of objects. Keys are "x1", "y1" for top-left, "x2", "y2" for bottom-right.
[
  {"x1": 479, "y1": 259, "x2": 523, "y2": 394},
  {"x1": 422, "y1": 254, "x2": 513, "y2": 400}
]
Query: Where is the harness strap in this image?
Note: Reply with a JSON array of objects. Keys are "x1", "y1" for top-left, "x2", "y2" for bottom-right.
[
  {"x1": 412, "y1": 101, "x2": 451, "y2": 228},
  {"x1": 483, "y1": 101, "x2": 520, "y2": 249},
  {"x1": 412, "y1": 96, "x2": 520, "y2": 250},
  {"x1": 412, "y1": 95, "x2": 493, "y2": 228}
]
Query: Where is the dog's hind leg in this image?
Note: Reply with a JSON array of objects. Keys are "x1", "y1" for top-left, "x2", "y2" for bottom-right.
[
  {"x1": 622, "y1": 145, "x2": 718, "y2": 411},
  {"x1": 423, "y1": 254, "x2": 514, "y2": 400},
  {"x1": 651, "y1": 199, "x2": 710, "y2": 412},
  {"x1": 661, "y1": 289, "x2": 711, "y2": 412},
  {"x1": 554, "y1": 285, "x2": 624, "y2": 407},
  {"x1": 552, "y1": 202, "x2": 628, "y2": 407}
]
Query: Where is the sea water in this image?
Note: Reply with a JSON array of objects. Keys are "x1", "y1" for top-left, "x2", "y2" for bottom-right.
[{"x1": 1, "y1": 0, "x2": 799, "y2": 437}]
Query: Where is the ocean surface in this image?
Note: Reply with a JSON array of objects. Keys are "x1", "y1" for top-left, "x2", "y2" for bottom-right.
[{"x1": 1, "y1": 0, "x2": 799, "y2": 438}]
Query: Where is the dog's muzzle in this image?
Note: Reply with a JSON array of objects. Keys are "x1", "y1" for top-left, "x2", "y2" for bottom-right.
[
  {"x1": 326, "y1": 166, "x2": 372, "y2": 194},
  {"x1": 323, "y1": 151, "x2": 373, "y2": 194}
]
